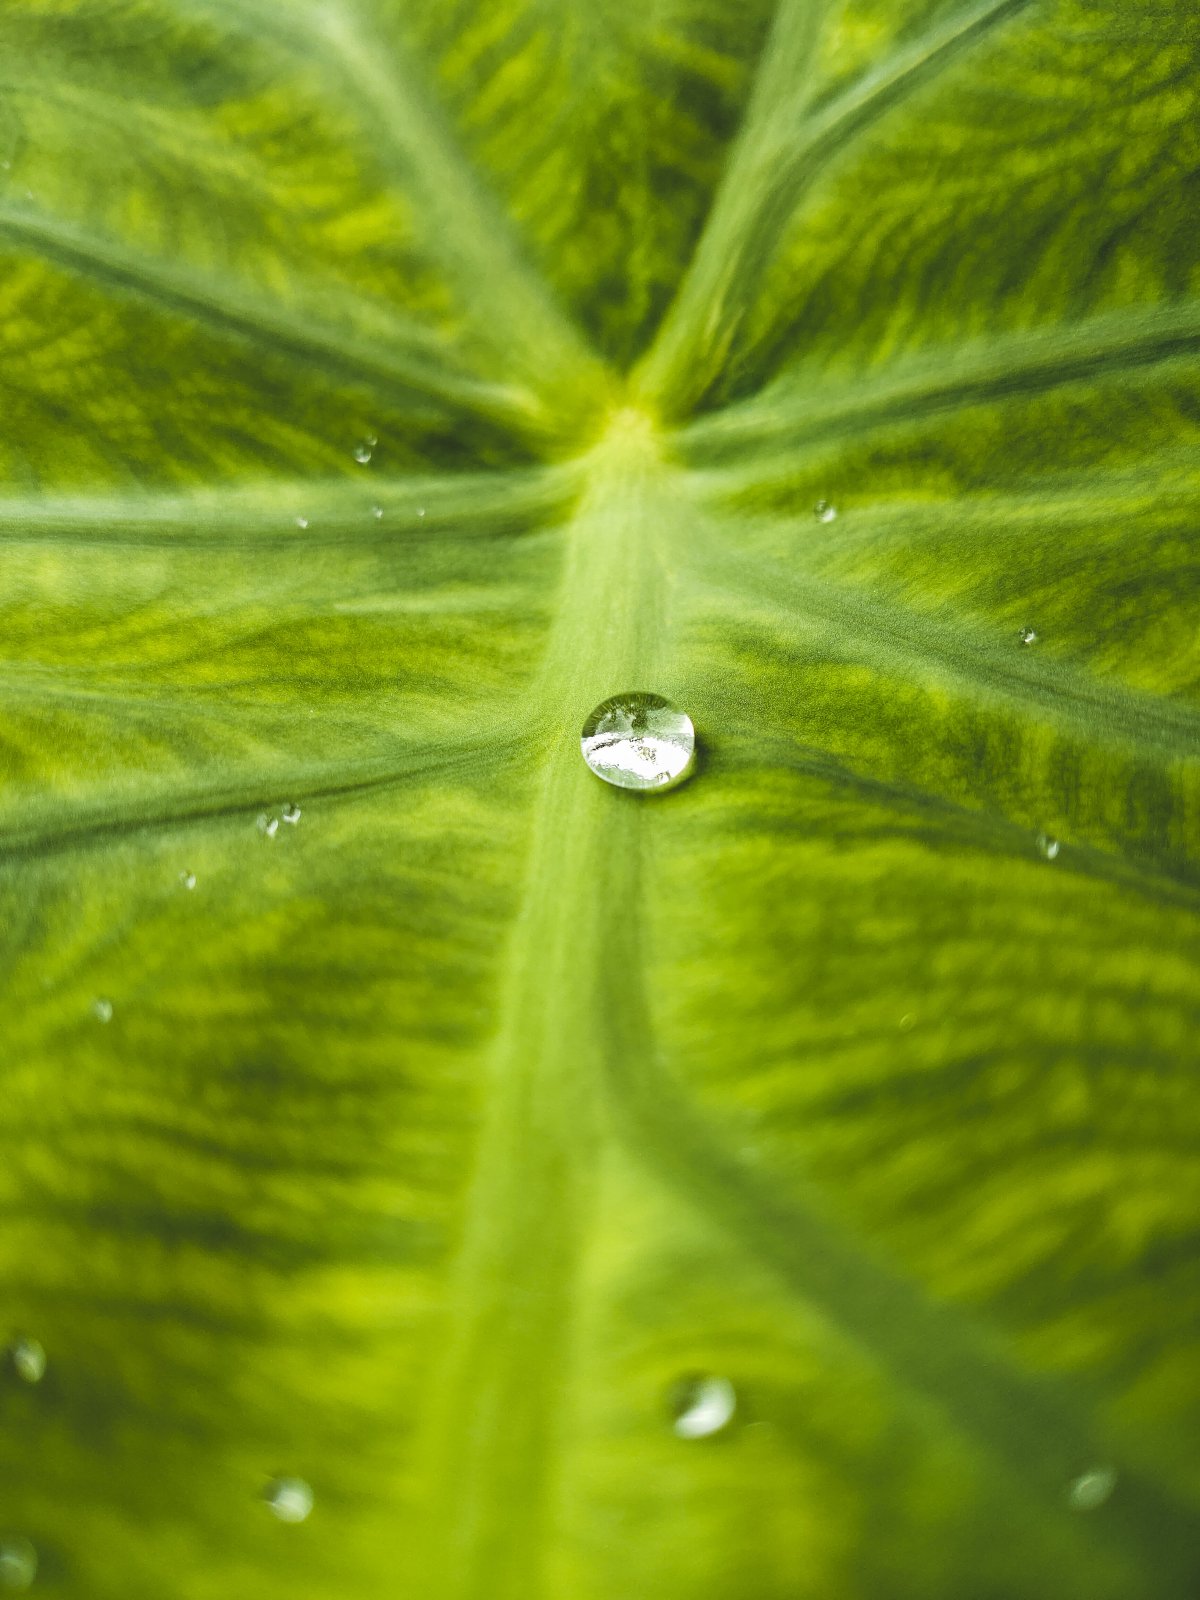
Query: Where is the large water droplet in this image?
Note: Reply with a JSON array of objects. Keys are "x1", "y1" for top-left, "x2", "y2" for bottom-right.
[
  {"x1": 0, "y1": 1539, "x2": 37, "y2": 1592},
  {"x1": 91, "y1": 997, "x2": 113, "y2": 1024},
  {"x1": 669, "y1": 1374, "x2": 737, "y2": 1440},
  {"x1": 581, "y1": 693, "x2": 695, "y2": 793},
  {"x1": 256, "y1": 813, "x2": 279, "y2": 840},
  {"x1": 265, "y1": 1477, "x2": 313, "y2": 1524},
  {"x1": 179, "y1": 870, "x2": 197, "y2": 891},
  {"x1": 1067, "y1": 1466, "x2": 1117, "y2": 1511},
  {"x1": 353, "y1": 435, "x2": 376, "y2": 465},
  {"x1": 294, "y1": 516, "x2": 309, "y2": 530},
  {"x1": 814, "y1": 499, "x2": 838, "y2": 524},
  {"x1": 8, "y1": 1338, "x2": 45, "y2": 1385},
  {"x1": 1019, "y1": 625, "x2": 1038, "y2": 646},
  {"x1": 1036, "y1": 833, "x2": 1060, "y2": 861},
  {"x1": 281, "y1": 803, "x2": 301, "y2": 826}
]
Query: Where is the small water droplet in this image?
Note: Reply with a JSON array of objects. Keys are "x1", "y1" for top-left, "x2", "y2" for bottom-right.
[
  {"x1": 0, "y1": 1539, "x2": 36, "y2": 1592},
  {"x1": 416, "y1": 507, "x2": 426, "y2": 518},
  {"x1": 256, "y1": 813, "x2": 279, "y2": 840},
  {"x1": 898, "y1": 1012, "x2": 917, "y2": 1032},
  {"x1": 294, "y1": 516, "x2": 309, "y2": 529},
  {"x1": 1019, "y1": 625, "x2": 1038, "y2": 646},
  {"x1": 371, "y1": 505, "x2": 383, "y2": 519},
  {"x1": 91, "y1": 997, "x2": 113, "y2": 1024},
  {"x1": 1036, "y1": 834, "x2": 1060, "y2": 861},
  {"x1": 281, "y1": 802, "x2": 301, "y2": 825},
  {"x1": 669, "y1": 1374, "x2": 737, "y2": 1440},
  {"x1": 353, "y1": 435, "x2": 377, "y2": 465},
  {"x1": 1067, "y1": 1466, "x2": 1117, "y2": 1511},
  {"x1": 264, "y1": 1476, "x2": 313, "y2": 1524},
  {"x1": 814, "y1": 499, "x2": 838, "y2": 524},
  {"x1": 179, "y1": 870, "x2": 197, "y2": 890},
  {"x1": 8, "y1": 1338, "x2": 45, "y2": 1385},
  {"x1": 581, "y1": 692, "x2": 695, "y2": 793}
]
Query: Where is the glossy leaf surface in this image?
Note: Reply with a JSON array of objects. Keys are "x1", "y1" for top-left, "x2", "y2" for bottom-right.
[{"x1": 1, "y1": 2, "x2": 1198, "y2": 1596}]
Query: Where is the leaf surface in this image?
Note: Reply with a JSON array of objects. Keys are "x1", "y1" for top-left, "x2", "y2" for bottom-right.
[{"x1": 1, "y1": 2, "x2": 1198, "y2": 1598}]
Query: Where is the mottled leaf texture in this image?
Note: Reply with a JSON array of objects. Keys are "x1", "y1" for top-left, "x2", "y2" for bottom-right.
[{"x1": 0, "y1": 2, "x2": 1198, "y2": 1597}]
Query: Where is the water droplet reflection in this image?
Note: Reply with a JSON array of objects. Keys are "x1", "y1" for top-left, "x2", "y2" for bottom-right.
[
  {"x1": 371, "y1": 506, "x2": 383, "y2": 519},
  {"x1": 257, "y1": 814, "x2": 279, "y2": 840},
  {"x1": 91, "y1": 997, "x2": 113, "y2": 1024},
  {"x1": 8, "y1": 1338, "x2": 45, "y2": 1385},
  {"x1": 1036, "y1": 834, "x2": 1060, "y2": 861},
  {"x1": 353, "y1": 435, "x2": 376, "y2": 465},
  {"x1": 1067, "y1": 1466, "x2": 1117, "y2": 1511},
  {"x1": 281, "y1": 803, "x2": 301, "y2": 826},
  {"x1": 814, "y1": 499, "x2": 838, "y2": 524},
  {"x1": 179, "y1": 870, "x2": 197, "y2": 891},
  {"x1": 0, "y1": 1538, "x2": 37, "y2": 1592},
  {"x1": 294, "y1": 516, "x2": 309, "y2": 530},
  {"x1": 669, "y1": 1374, "x2": 737, "y2": 1440},
  {"x1": 581, "y1": 692, "x2": 695, "y2": 793},
  {"x1": 1019, "y1": 626, "x2": 1038, "y2": 646},
  {"x1": 265, "y1": 1477, "x2": 313, "y2": 1524}
]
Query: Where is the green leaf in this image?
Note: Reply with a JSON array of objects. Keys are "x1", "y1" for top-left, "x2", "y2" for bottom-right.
[{"x1": 1, "y1": 1, "x2": 1197, "y2": 1596}]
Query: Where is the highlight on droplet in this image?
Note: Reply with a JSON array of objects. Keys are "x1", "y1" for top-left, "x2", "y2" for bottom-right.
[
  {"x1": 264, "y1": 1476, "x2": 314, "y2": 1524},
  {"x1": 581, "y1": 692, "x2": 695, "y2": 793},
  {"x1": 0, "y1": 1538, "x2": 37, "y2": 1592},
  {"x1": 668, "y1": 1374, "x2": 738, "y2": 1440}
]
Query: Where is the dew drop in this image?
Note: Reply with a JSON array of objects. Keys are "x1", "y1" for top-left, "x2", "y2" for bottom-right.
[
  {"x1": 1036, "y1": 834, "x2": 1061, "y2": 861},
  {"x1": 294, "y1": 516, "x2": 309, "y2": 530},
  {"x1": 1019, "y1": 625, "x2": 1038, "y2": 646},
  {"x1": 91, "y1": 997, "x2": 113, "y2": 1024},
  {"x1": 8, "y1": 1338, "x2": 45, "y2": 1385},
  {"x1": 581, "y1": 692, "x2": 695, "y2": 793},
  {"x1": 669, "y1": 1374, "x2": 737, "y2": 1440},
  {"x1": 1067, "y1": 1465, "x2": 1117, "y2": 1512},
  {"x1": 264, "y1": 1476, "x2": 313, "y2": 1524},
  {"x1": 256, "y1": 813, "x2": 279, "y2": 840},
  {"x1": 814, "y1": 499, "x2": 838, "y2": 524},
  {"x1": 281, "y1": 802, "x2": 301, "y2": 826},
  {"x1": 179, "y1": 870, "x2": 197, "y2": 890},
  {"x1": 416, "y1": 507, "x2": 426, "y2": 518},
  {"x1": 353, "y1": 435, "x2": 376, "y2": 465},
  {"x1": 898, "y1": 1012, "x2": 917, "y2": 1033},
  {"x1": 0, "y1": 1538, "x2": 36, "y2": 1592},
  {"x1": 371, "y1": 506, "x2": 383, "y2": 519}
]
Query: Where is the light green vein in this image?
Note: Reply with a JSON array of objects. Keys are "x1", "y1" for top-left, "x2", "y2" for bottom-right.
[
  {"x1": 407, "y1": 410, "x2": 678, "y2": 1600},
  {"x1": 0, "y1": 465, "x2": 578, "y2": 544},
  {"x1": 182, "y1": 0, "x2": 608, "y2": 420},
  {"x1": 0, "y1": 738, "x2": 520, "y2": 866},
  {"x1": 597, "y1": 843, "x2": 1200, "y2": 1596},
  {"x1": 697, "y1": 542, "x2": 1200, "y2": 762},
  {"x1": 637, "y1": 0, "x2": 1031, "y2": 416},
  {"x1": 680, "y1": 300, "x2": 1200, "y2": 464},
  {"x1": 0, "y1": 203, "x2": 538, "y2": 431},
  {"x1": 706, "y1": 448, "x2": 1200, "y2": 551},
  {"x1": 720, "y1": 732, "x2": 1200, "y2": 911}
]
